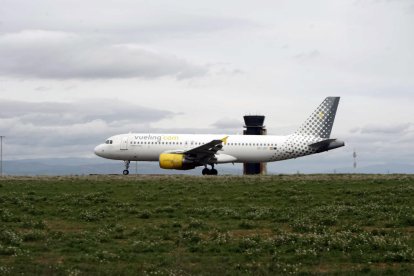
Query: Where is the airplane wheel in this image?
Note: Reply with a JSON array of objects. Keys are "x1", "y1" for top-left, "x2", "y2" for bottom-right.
[
  {"x1": 202, "y1": 168, "x2": 210, "y2": 175},
  {"x1": 211, "y1": 169, "x2": 218, "y2": 175},
  {"x1": 123, "y1": 170, "x2": 129, "y2": 175}
]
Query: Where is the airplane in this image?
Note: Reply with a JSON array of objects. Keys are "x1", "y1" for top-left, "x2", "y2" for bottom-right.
[{"x1": 94, "y1": 97, "x2": 344, "y2": 175}]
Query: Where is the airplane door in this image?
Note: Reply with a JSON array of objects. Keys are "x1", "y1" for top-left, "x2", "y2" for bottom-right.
[{"x1": 120, "y1": 137, "x2": 128, "y2": 150}]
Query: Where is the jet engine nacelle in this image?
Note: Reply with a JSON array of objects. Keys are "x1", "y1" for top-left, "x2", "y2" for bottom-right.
[{"x1": 159, "y1": 153, "x2": 196, "y2": 170}]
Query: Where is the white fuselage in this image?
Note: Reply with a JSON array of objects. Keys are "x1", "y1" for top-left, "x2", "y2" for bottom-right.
[
  {"x1": 94, "y1": 133, "x2": 323, "y2": 164},
  {"x1": 93, "y1": 97, "x2": 344, "y2": 174}
]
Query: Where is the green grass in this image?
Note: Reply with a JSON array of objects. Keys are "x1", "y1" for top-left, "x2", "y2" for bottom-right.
[{"x1": 0, "y1": 174, "x2": 413, "y2": 275}]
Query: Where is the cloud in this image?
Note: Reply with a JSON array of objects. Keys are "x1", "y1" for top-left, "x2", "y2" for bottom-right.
[
  {"x1": 211, "y1": 118, "x2": 243, "y2": 130},
  {"x1": 0, "y1": 30, "x2": 208, "y2": 79},
  {"x1": 34, "y1": 86, "x2": 50, "y2": 91},
  {"x1": 352, "y1": 123, "x2": 411, "y2": 134},
  {"x1": 342, "y1": 122, "x2": 414, "y2": 166},
  {"x1": 0, "y1": 0, "x2": 413, "y2": 171},
  {"x1": 0, "y1": 99, "x2": 178, "y2": 158},
  {"x1": 0, "y1": 98, "x2": 245, "y2": 159},
  {"x1": 128, "y1": 16, "x2": 258, "y2": 39},
  {"x1": 293, "y1": 50, "x2": 320, "y2": 60},
  {"x1": 0, "y1": 98, "x2": 175, "y2": 126}
]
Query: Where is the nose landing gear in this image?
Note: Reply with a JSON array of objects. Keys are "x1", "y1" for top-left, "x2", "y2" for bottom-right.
[
  {"x1": 123, "y1": 160, "x2": 130, "y2": 175},
  {"x1": 202, "y1": 165, "x2": 218, "y2": 175}
]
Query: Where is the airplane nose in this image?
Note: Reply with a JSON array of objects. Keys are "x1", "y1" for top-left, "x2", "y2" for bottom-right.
[{"x1": 94, "y1": 144, "x2": 104, "y2": 157}]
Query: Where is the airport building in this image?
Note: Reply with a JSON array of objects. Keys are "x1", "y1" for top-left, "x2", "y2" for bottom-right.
[{"x1": 243, "y1": 115, "x2": 267, "y2": 175}]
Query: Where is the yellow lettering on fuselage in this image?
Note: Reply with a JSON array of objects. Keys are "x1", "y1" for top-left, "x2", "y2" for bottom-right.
[{"x1": 162, "y1": 136, "x2": 179, "y2": 141}]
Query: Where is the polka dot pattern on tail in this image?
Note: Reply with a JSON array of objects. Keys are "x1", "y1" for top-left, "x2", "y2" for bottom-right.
[
  {"x1": 270, "y1": 97, "x2": 340, "y2": 161},
  {"x1": 295, "y1": 97, "x2": 340, "y2": 139}
]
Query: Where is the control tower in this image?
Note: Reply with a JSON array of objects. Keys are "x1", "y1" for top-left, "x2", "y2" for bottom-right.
[{"x1": 243, "y1": 115, "x2": 267, "y2": 175}]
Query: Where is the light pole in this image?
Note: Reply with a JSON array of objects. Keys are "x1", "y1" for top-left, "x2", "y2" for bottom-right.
[
  {"x1": 353, "y1": 149, "x2": 357, "y2": 170},
  {"x1": 0, "y1": 136, "x2": 4, "y2": 176}
]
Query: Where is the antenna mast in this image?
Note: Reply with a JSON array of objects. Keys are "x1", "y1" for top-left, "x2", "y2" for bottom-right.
[
  {"x1": 0, "y1": 136, "x2": 4, "y2": 177},
  {"x1": 353, "y1": 149, "x2": 357, "y2": 170}
]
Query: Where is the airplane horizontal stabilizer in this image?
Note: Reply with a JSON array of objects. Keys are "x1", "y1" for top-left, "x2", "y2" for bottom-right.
[{"x1": 309, "y1": 139, "x2": 345, "y2": 152}]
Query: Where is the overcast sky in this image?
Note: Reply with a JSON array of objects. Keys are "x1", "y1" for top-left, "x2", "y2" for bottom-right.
[{"x1": 0, "y1": 0, "x2": 413, "y2": 171}]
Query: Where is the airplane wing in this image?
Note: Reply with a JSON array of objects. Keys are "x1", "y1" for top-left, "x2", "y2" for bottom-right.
[
  {"x1": 182, "y1": 136, "x2": 228, "y2": 164},
  {"x1": 185, "y1": 139, "x2": 224, "y2": 155}
]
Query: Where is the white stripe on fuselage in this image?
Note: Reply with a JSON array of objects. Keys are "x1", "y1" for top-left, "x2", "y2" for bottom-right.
[{"x1": 95, "y1": 133, "x2": 315, "y2": 163}]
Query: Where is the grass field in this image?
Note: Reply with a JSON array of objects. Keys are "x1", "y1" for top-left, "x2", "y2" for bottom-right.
[{"x1": 0, "y1": 174, "x2": 413, "y2": 275}]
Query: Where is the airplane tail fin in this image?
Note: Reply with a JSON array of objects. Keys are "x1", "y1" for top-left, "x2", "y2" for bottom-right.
[{"x1": 295, "y1": 97, "x2": 340, "y2": 138}]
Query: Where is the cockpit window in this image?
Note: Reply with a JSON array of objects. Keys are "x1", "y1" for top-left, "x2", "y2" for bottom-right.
[
  {"x1": 110, "y1": 140, "x2": 113, "y2": 144},
  {"x1": 105, "y1": 140, "x2": 113, "y2": 144}
]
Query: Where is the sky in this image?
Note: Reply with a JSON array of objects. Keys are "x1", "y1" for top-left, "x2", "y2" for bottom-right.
[{"x1": 0, "y1": 0, "x2": 413, "y2": 172}]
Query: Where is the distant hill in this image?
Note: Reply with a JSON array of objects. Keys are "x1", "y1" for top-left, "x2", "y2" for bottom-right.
[
  {"x1": 1, "y1": 158, "x2": 413, "y2": 176},
  {"x1": 2, "y1": 158, "x2": 242, "y2": 176},
  {"x1": 332, "y1": 163, "x2": 414, "y2": 174}
]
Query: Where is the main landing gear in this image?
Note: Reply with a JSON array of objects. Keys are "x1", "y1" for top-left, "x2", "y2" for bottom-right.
[
  {"x1": 123, "y1": 160, "x2": 130, "y2": 175},
  {"x1": 202, "y1": 165, "x2": 218, "y2": 175}
]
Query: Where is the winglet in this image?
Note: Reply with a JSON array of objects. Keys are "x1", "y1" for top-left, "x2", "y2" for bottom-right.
[{"x1": 221, "y1": 136, "x2": 229, "y2": 145}]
